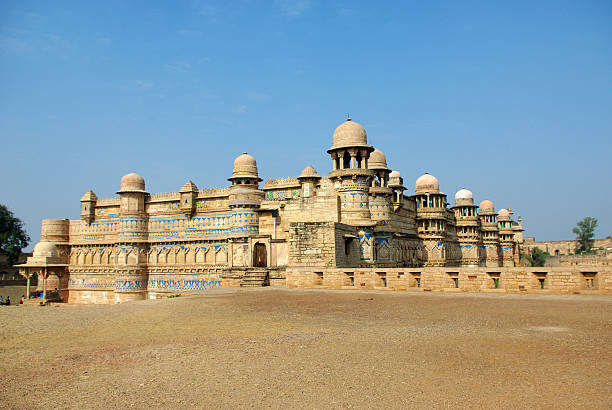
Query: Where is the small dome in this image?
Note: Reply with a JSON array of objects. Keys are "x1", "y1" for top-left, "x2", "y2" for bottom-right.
[
  {"x1": 479, "y1": 199, "x2": 494, "y2": 210},
  {"x1": 498, "y1": 208, "x2": 510, "y2": 217},
  {"x1": 33, "y1": 240, "x2": 58, "y2": 258},
  {"x1": 368, "y1": 149, "x2": 388, "y2": 170},
  {"x1": 231, "y1": 152, "x2": 260, "y2": 179},
  {"x1": 118, "y1": 173, "x2": 146, "y2": 193},
  {"x1": 331, "y1": 118, "x2": 369, "y2": 149},
  {"x1": 415, "y1": 173, "x2": 439, "y2": 193},
  {"x1": 455, "y1": 188, "x2": 473, "y2": 201},
  {"x1": 298, "y1": 165, "x2": 320, "y2": 179},
  {"x1": 389, "y1": 170, "x2": 401, "y2": 178}
]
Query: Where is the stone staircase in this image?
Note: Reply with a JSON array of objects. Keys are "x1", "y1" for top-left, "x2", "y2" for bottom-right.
[{"x1": 240, "y1": 269, "x2": 269, "y2": 287}]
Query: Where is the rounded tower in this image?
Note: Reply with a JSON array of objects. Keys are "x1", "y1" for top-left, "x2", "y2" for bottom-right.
[
  {"x1": 497, "y1": 208, "x2": 515, "y2": 267},
  {"x1": 228, "y1": 153, "x2": 264, "y2": 236},
  {"x1": 367, "y1": 148, "x2": 395, "y2": 264},
  {"x1": 368, "y1": 149, "x2": 393, "y2": 229},
  {"x1": 452, "y1": 188, "x2": 480, "y2": 266},
  {"x1": 114, "y1": 172, "x2": 149, "y2": 303},
  {"x1": 327, "y1": 118, "x2": 376, "y2": 264},
  {"x1": 478, "y1": 199, "x2": 501, "y2": 267},
  {"x1": 411, "y1": 173, "x2": 448, "y2": 266},
  {"x1": 327, "y1": 118, "x2": 375, "y2": 226}
]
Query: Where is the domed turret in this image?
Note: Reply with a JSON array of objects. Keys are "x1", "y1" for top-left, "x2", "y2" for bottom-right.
[
  {"x1": 230, "y1": 152, "x2": 261, "y2": 181},
  {"x1": 368, "y1": 149, "x2": 388, "y2": 170},
  {"x1": 298, "y1": 165, "x2": 321, "y2": 198},
  {"x1": 479, "y1": 199, "x2": 494, "y2": 211},
  {"x1": 498, "y1": 208, "x2": 510, "y2": 219},
  {"x1": 330, "y1": 118, "x2": 370, "y2": 150},
  {"x1": 33, "y1": 240, "x2": 59, "y2": 258},
  {"x1": 415, "y1": 173, "x2": 439, "y2": 194},
  {"x1": 298, "y1": 165, "x2": 320, "y2": 179},
  {"x1": 117, "y1": 173, "x2": 147, "y2": 194},
  {"x1": 455, "y1": 188, "x2": 474, "y2": 206},
  {"x1": 455, "y1": 188, "x2": 473, "y2": 201},
  {"x1": 389, "y1": 170, "x2": 400, "y2": 178}
]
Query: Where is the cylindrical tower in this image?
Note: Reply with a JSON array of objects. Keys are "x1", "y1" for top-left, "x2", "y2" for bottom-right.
[
  {"x1": 478, "y1": 199, "x2": 501, "y2": 267},
  {"x1": 411, "y1": 173, "x2": 448, "y2": 266},
  {"x1": 368, "y1": 149, "x2": 394, "y2": 264},
  {"x1": 114, "y1": 173, "x2": 149, "y2": 303},
  {"x1": 497, "y1": 208, "x2": 515, "y2": 267},
  {"x1": 228, "y1": 153, "x2": 264, "y2": 236},
  {"x1": 452, "y1": 188, "x2": 480, "y2": 266},
  {"x1": 368, "y1": 149, "x2": 393, "y2": 228}
]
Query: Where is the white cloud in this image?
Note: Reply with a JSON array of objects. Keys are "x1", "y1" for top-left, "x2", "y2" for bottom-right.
[{"x1": 277, "y1": 0, "x2": 312, "y2": 17}]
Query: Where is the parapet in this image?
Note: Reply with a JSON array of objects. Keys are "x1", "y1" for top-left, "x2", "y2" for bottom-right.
[{"x1": 264, "y1": 177, "x2": 299, "y2": 189}]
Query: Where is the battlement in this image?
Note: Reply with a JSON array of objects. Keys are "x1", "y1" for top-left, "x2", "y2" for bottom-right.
[
  {"x1": 264, "y1": 177, "x2": 299, "y2": 188},
  {"x1": 96, "y1": 197, "x2": 120, "y2": 206},
  {"x1": 198, "y1": 187, "x2": 230, "y2": 197},
  {"x1": 148, "y1": 192, "x2": 180, "y2": 201}
]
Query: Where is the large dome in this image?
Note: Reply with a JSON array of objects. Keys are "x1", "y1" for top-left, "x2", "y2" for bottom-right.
[
  {"x1": 368, "y1": 149, "x2": 388, "y2": 170},
  {"x1": 479, "y1": 199, "x2": 494, "y2": 211},
  {"x1": 330, "y1": 118, "x2": 369, "y2": 149},
  {"x1": 415, "y1": 173, "x2": 439, "y2": 194},
  {"x1": 117, "y1": 173, "x2": 146, "y2": 193},
  {"x1": 231, "y1": 152, "x2": 260, "y2": 179},
  {"x1": 33, "y1": 240, "x2": 59, "y2": 258}
]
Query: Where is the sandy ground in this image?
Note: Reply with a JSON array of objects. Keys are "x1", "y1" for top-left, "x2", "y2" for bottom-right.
[{"x1": 0, "y1": 286, "x2": 611, "y2": 409}]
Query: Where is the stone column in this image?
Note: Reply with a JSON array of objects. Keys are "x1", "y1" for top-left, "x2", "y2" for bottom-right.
[
  {"x1": 25, "y1": 271, "x2": 31, "y2": 299},
  {"x1": 42, "y1": 267, "x2": 47, "y2": 300}
]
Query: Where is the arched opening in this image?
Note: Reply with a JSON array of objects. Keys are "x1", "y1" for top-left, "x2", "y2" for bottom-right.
[
  {"x1": 253, "y1": 243, "x2": 267, "y2": 267},
  {"x1": 343, "y1": 152, "x2": 351, "y2": 169}
]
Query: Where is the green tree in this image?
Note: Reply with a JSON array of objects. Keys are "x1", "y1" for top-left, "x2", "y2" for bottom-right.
[
  {"x1": 0, "y1": 204, "x2": 30, "y2": 266},
  {"x1": 572, "y1": 217, "x2": 598, "y2": 253},
  {"x1": 522, "y1": 247, "x2": 549, "y2": 267}
]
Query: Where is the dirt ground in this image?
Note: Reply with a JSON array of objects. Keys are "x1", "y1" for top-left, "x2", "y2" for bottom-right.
[{"x1": 0, "y1": 287, "x2": 611, "y2": 409}]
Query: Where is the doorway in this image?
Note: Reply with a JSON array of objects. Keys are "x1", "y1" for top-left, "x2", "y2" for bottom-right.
[{"x1": 253, "y1": 243, "x2": 267, "y2": 267}]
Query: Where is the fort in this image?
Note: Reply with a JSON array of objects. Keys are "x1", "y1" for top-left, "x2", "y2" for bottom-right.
[{"x1": 16, "y1": 118, "x2": 611, "y2": 302}]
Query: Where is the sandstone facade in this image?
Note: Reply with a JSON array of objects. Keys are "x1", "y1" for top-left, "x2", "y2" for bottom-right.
[{"x1": 17, "y1": 118, "x2": 610, "y2": 303}]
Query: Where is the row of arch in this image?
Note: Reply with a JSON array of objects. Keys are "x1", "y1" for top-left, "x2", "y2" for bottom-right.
[{"x1": 70, "y1": 245, "x2": 229, "y2": 266}]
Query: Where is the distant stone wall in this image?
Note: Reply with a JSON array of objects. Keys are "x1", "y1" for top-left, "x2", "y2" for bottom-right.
[
  {"x1": 524, "y1": 237, "x2": 612, "y2": 255},
  {"x1": 286, "y1": 266, "x2": 612, "y2": 294},
  {"x1": 546, "y1": 254, "x2": 612, "y2": 267}
]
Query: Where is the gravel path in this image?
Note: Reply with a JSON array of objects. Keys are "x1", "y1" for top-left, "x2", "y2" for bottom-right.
[{"x1": 1, "y1": 288, "x2": 610, "y2": 409}]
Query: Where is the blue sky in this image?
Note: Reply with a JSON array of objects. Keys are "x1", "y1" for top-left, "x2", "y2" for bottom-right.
[{"x1": 1, "y1": 0, "x2": 611, "y2": 248}]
